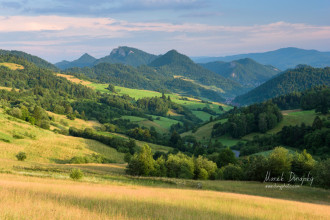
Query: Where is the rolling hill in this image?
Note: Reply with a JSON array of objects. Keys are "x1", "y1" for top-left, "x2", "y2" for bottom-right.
[
  {"x1": 149, "y1": 50, "x2": 245, "y2": 97},
  {"x1": 0, "y1": 49, "x2": 58, "y2": 71},
  {"x1": 234, "y1": 66, "x2": 330, "y2": 105},
  {"x1": 193, "y1": 47, "x2": 330, "y2": 70},
  {"x1": 201, "y1": 58, "x2": 280, "y2": 87}
]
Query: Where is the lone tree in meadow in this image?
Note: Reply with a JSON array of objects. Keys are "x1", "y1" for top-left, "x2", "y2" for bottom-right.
[
  {"x1": 70, "y1": 168, "x2": 84, "y2": 180},
  {"x1": 16, "y1": 151, "x2": 27, "y2": 161}
]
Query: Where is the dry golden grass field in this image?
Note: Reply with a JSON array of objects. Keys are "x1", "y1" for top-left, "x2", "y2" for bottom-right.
[{"x1": 0, "y1": 173, "x2": 329, "y2": 220}]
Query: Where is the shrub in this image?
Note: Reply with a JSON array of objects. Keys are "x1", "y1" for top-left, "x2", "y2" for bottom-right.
[
  {"x1": 222, "y1": 164, "x2": 243, "y2": 180},
  {"x1": 217, "y1": 148, "x2": 237, "y2": 167},
  {"x1": 60, "y1": 119, "x2": 69, "y2": 126},
  {"x1": 16, "y1": 151, "x2": 27, "y2": 161},
  {"x1": 194, "y1": 155, "x2": 217, "y2": 180},
  {"x1": 126, "y1": 145, "x2": 155, "y2": 176},
  {"x1": 10, "y1": 107, "x2": 22, "y2": 119},
  {"x1": 70, "y1": 168, "x2": 84, "y2": 180},
  {"x1": 166, "y1": 153, "x2": 194, "y2": 179},
  {"x1": 152, "y1": 156, "x2": 167, "y2": 177},
  {"x1": 243, "y1": 155, "x2": 268, "y2": 181},
  {"x1": 69, "y1": 154, "x2": 109, "y2": 164},
  {"x1": 267, "y1": 147, "x2": 292, "y2": 177},
  {"x1": 311, "y1": 158, "x2": 330, "y2": 189},
  {"x1": 215, "y1": 168, "x2": 224, "y2": 180},
  {"x1": 67, "y1": 113, "x2": 76, "y2": 120},
  {"x1": 124, "y1": 153, "x2": 132, "y2": 163},
  {"x1": 197, "y1": 168, "x2": 209, "y2": 180},
  {"x1": 39, "y1": 120, "x2": 50, "y2": 129},
  {"x1": 291, "y1": 149, "x2": 315, "y2": 176}
]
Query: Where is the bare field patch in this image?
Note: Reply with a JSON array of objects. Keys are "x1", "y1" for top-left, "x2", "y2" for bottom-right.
[
  {"x1": 56, "y1": 73, "x2": 92, "y2": 86},
  {"x1": 0, "y1": 62, "x2": 24, "y2": 70}
]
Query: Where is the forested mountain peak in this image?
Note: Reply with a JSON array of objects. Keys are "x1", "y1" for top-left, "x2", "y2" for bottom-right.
[
  {"x1": 149, "y1": 49, "x2": 193, "y2": 67},
  {"x1": 55, "y1": 53, "x2": 97, "y2": 69},
  {"x1": 79, "y1": 53, "x2": 97, "y2": 62},
  {"x1": 234, "y1": 58, "x2": 258, "y2": 65}
]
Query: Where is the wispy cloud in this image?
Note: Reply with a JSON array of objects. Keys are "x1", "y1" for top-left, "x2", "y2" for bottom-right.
[
  {"x1": 0, "y1": 16, "x2": 329, "y2": 62},
  {"x1": 0, "y1": 0, "x2": 207, "y2": 16}
]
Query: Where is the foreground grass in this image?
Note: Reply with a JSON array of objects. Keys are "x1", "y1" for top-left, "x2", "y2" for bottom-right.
[{"x1": 0, "y1": 173, "x2": 329, "y2": 220}]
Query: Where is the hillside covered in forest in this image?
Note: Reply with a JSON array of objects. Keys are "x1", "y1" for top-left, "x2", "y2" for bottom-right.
[
  {"x1": 234, "y1": 66, "x2": 330, "y2": 105},
  {"x1": 201, "y1": 58, "x2": 280, "y2": 87}
]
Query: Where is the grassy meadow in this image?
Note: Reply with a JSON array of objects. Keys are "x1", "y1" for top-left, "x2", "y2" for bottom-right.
[
  {"x1": 0, "y1": 173, "x2": 329, "y2": 220},
  {"x1": 0, "y1": 108, "x2": 125, "y2": 164},
  {"x1": 121, "y1": 115, "x2": 182, "y2": 133},
  {"x1": 181, "y1": 118, "x2": 242, "y2": 147}
]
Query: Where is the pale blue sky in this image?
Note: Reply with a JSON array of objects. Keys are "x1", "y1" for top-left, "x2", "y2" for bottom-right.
[{"x1": 0, "y1": 0, "x2": 329, "y2": 62}]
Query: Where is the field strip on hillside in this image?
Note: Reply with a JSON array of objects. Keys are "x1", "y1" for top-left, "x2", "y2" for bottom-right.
[
  {"x1": 0, "y1": 62, "x2": 24, "y2": 70},
  {"x1": 56, "y1": 73, "x2": 93, "y2": 86}
]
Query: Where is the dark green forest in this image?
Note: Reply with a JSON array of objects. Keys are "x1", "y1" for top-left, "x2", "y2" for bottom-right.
[
  {"x1": 234, "y1": 66, "x2": 330, "y2": 105},
  {"x1": 212, "y1": 102, "x2": 283, "y2": 138},
  {"x1": 270, "y1": 86, "x2": 330, "y2": 112}
]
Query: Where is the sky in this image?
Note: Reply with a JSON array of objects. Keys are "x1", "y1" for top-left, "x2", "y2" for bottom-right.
[{"x1": 0, "y1": 0, "x2": 330, "y2": 63}]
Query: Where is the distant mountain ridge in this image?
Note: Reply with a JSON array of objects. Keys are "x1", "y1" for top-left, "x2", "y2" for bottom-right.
[
  {"x1": 200, "y1": 58, "x2": 280, "y2": 87},
  {"x1": 65, "y1": 50, "x2": 247, "y2": 101},
  {"x1": 56, "y1": 53, "x2": 97, "y2": 69},
  {"x1": 234, "y1": 66, "x2": 330, "y2": 105},
  {"x1": 192, "y1": 47, "x2": 330, "y2": 70},
  {"x1": 55, "y1": 46, "x2": 158, "y2": 70}
]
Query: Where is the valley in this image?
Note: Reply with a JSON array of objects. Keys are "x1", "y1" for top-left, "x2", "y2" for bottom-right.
[
  {"x1": 1, "y1": 1, "x2": 330, "y2": 219},
  {"x1": 0, "y1": 47, "x2": 329, "y2": 220}
]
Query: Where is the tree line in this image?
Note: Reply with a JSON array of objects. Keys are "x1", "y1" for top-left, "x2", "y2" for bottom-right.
[
  {"x1": 212, "y1": 102, "x2": 282, "y2": 138},
  {"x1": 236, "y1": 116, "x2": 330, "y2": 158},
  {"x1": 127, "y1": 145, "x2": 329, "y2": 189}
]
